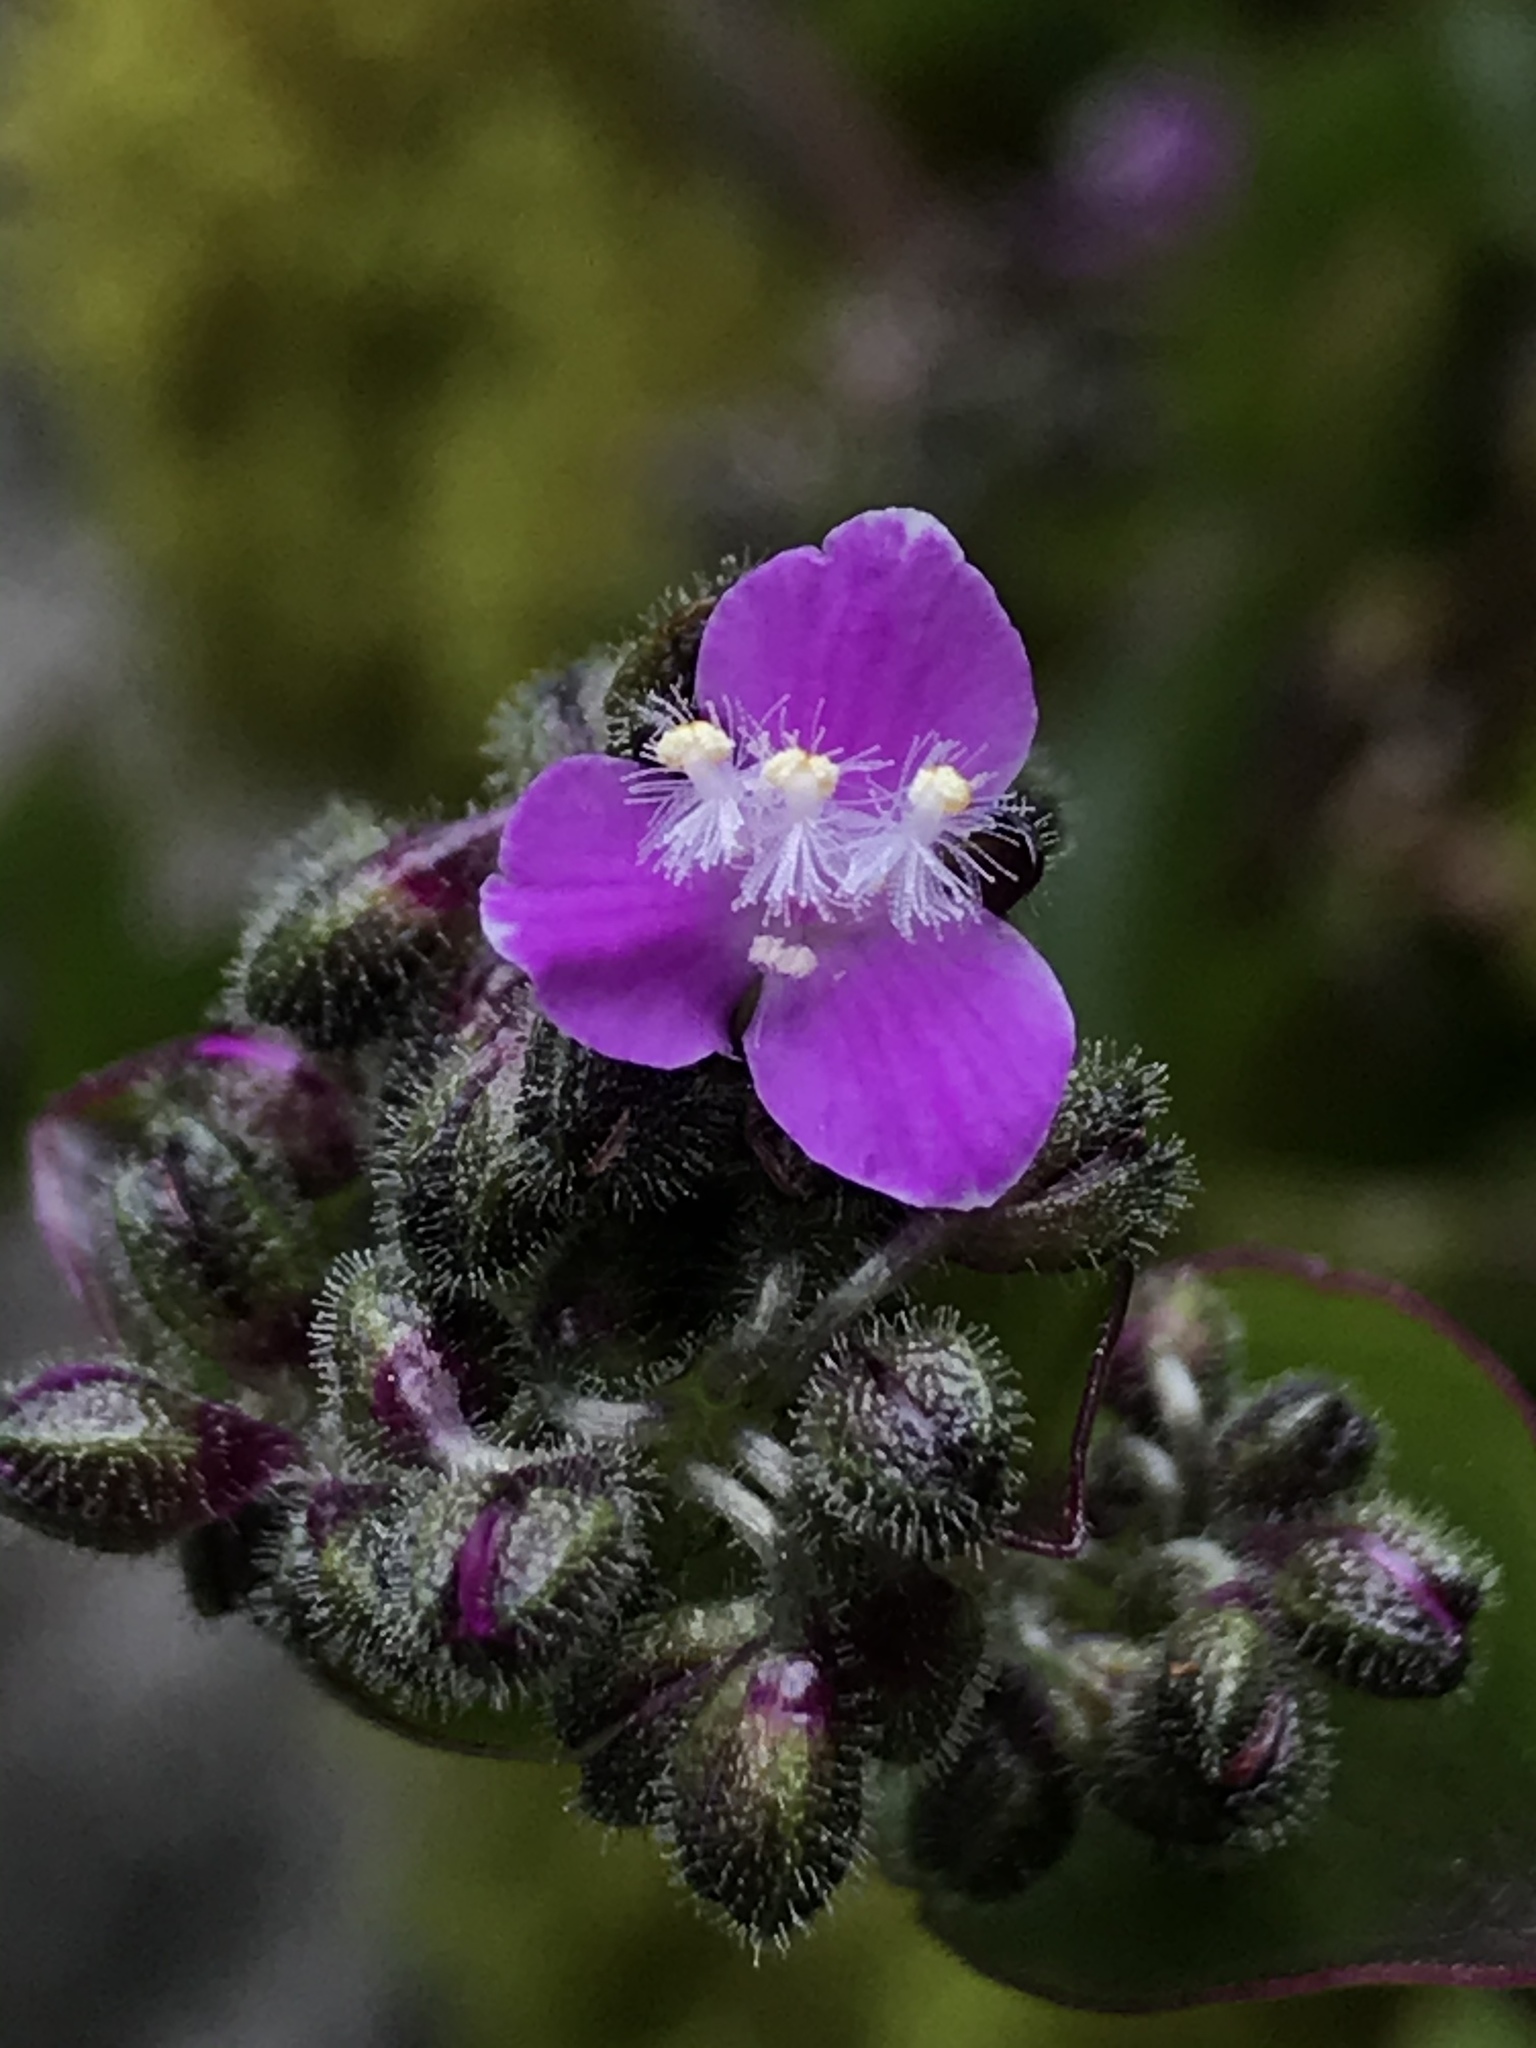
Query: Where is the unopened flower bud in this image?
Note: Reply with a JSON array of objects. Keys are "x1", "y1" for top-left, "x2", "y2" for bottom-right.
[
  {"x1": 484, "y1": 652, "x2": 616, "y2": 797},
  {"x1": 664, "y1": 1645, "x2": 865, "y2": 1947},
  {"x1": 0, "y1": 1362, "x2": 299, "y2": 1551},
  {"x1": 189, "y1": 1032, "x2": 361, "y2": 1198},
  {"x1": 1270, "y1": 1499, "x2": 1493, "y2": 1699},
  {"x1": 514, "y1": 1017, "x2": 744, "y2": 1220},
  {"x1": 28, "y1": 1033, "x2": 360, "y2": 1340},
  {"x1": 256, "y1": 1474, "x2": 457, "y2": 1714},
  {"x1": 946, "y1": 1046, "x2": 1194, "y2": 1273},
  {"x1": 449, "y1": 1453, "x2": 646, "y2": 1680},
  {"x1": 314, "y1": 1250, "x2": 502, "y2": 1463},
  {"x1": 905, "y1": 1668, "x2": 1080, "y2": 1902},
  {"x1": 381, "y1": 969, "x2": 549, "y2": 1307},
  {"x1": 1086, "y1": 1424, "x2": 1184, "y2": 1540},
  {"x1": 793, "y1": 1313, "x2": 1025, "y2": 1561},
  {"x1": 825, "y1": 1564, "x2": 984, "y2": 1763},
  {"x1": 555, "y1": 1598, "x2": 765, "y2": 1827},
  {"x1": 601, "y1": 569, "x2": 741, "y2": 758},
  {"x1": 1216, "y1": 1375, "x2": 1379, "y2": 1518},
  {"x1": 229, "y1": 802, "x2": 506, "y2": 1052},
  {"x1": 1104, "y1": 1266, "x2": 1240, "y2": 1437},
  {"x1": 1098, "y1": 1606, "x2": 1329, "y2": 1851},
  {"x1": 258, "y1": 1468, "x2": 599, "y2": 1718},
  {"x1": 109, "y1": 1115, "x2": 329, "y2": 1380}
]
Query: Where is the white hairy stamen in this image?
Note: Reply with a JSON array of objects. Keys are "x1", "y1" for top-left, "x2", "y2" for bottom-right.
[
  {"x1": 735, "y1": 744, "x2": 854, "y2": 918},
  {"x1": 907, "y1": 761, "x2": 974, "y2": 827},
  {"x1": 842, "y1": 754, "x2": 987, "y2": 938},
  {"x1": 655, "y1": 719, "x2": 735, "y2": 774},
  {"x1": 759, "y1": 746, "x2": 841, "y2": 808},
  {"x1": 632, "y1": 713, "x2": 748, "y2": 879}
]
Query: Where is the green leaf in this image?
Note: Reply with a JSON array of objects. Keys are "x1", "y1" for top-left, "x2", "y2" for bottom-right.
[{"x1": 917, "y1": 1251, "x2": 1536, "y2": 2010}]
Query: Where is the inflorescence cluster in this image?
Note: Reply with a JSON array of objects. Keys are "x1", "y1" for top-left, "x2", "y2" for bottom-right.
[{"x1": 3, "y1": 536, "x2": 1495, "y2": 1951}]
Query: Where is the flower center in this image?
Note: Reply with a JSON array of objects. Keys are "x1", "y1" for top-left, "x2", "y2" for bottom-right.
[
  {"x1": 908, "y1": 762, "x2": 973, "y2": 818},
  {"x1": 759, "y1": 746, "x2": 840, "y2": 813},
  {"x1": 654, "y1": 718, "x2": 735, "y2": 776}
]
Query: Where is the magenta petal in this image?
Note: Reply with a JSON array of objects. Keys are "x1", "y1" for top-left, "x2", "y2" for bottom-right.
[
  {"x1": 744, "y1": 915, "x2": 1074, "y2": 1208},
  {"x1": 697, "y1": 509, "x2": 1036, "y2": 791},
  {"x1": 481, "y1": 754, "x2": 752, "y2": 1068}
]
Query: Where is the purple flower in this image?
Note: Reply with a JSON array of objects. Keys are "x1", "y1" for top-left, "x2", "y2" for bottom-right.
[
  {"x1": 1027, "y1": 67, "x2": 1247, "y2": 279},
  {"x1": 480, "y1": 509, "x2": 1075, "y2": 1210}
]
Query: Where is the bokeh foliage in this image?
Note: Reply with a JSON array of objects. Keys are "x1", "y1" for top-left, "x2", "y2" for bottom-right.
[{"x1": 2, "y1": 0, "x2": 792, "y2": 796}]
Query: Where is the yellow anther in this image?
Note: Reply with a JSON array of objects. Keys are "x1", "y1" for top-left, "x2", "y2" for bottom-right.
[
  {"x1": 655, "y1": 719, "x2": 734, "y2": 773},
  {"x1": 908, "y1": 762, "x2": 973, "y2": 817},
  {"x1": 760, "y1": 746, "x2": 840, "y2": 803}
]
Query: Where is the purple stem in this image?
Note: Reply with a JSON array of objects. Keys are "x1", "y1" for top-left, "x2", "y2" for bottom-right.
[{"x1": 998, "y1": 1258, "x2": 1135, "y2": 1559}]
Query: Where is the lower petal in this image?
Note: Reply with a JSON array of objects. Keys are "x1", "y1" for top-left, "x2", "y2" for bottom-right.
[
  {"x1": 481, "y1": 754, "x2": 753, "y2": 1068},
  {"x1": 744, "y1": 915, "x2": 1074, "y2": 1209}
]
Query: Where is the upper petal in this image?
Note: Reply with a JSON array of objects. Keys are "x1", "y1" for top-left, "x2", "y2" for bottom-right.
[
  {"x1": 481, "y1": 753, "x2": 753, "y2": 1069},
  {"x1": 743, "y1": 913, "x2": 1075, "y2": 1209},
  {"x1": 696, "y1": 509, "x2": 1036, "y2": 793}
]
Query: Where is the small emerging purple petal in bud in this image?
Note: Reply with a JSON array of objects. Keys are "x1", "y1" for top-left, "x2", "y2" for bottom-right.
[
  {"x1": 0, "y1": 1362, "x2": 300, "y2": 1552},
  {"x1": 664, "y1": 1643, "x2": 866, "y2": 1948},
  {"x1": 449, "y1": 1455, "x2": 645, "y2": 1680},
  {"x1": 1268, "y1": 1499, "x2": 1494, "y2": 1699}
]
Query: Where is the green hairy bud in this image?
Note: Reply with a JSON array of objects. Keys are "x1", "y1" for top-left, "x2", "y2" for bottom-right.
[
  {"x1": 1270, "y1": 1499, "x2": 1494, "y2": 1699},
  {"x1": 947, "y1": 1045, "x2": 1195, "y2": 1274},
  {"x1": 905, "y1": 1668, "x2": 1080, "y2": 1903},
  {"x1": 792, "y1": 1311, "x2": 1026, "y2": 1561},
  {"x1": 557, "y1": 1598, "x2": 766, "y2": 1829},
  {"x1": 663, "y1": 1645, "x2": 866, "y2": 1949},
  {"x1": 229, "y1": 803, "x2": 504, "y2": 1052},
  {"x1": 1097, "y1": 1605, "x2": 1330, "y2": 1853}
]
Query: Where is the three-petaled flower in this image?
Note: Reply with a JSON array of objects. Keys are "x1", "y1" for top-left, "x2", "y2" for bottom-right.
[{"x1": 480, "y1": 508, "x2": 1075, "y2": 1210}]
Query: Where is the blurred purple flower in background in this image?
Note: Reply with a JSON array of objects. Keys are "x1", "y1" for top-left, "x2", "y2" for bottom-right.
[
  {"x1": 481, "y1": 508, "x2": 1075, "y2": 1210},
  {"x1": 1033, "y1": 65, "x2": 1248, "y2": 277}
]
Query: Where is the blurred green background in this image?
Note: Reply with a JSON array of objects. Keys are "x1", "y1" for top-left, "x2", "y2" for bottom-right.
[{"x1": 5, "y1": 0, "x2": 1536, "y2": 2042}]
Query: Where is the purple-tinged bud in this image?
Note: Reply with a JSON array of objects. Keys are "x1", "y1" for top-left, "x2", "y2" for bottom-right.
[
  {"x1": 227, "y1": 801, "x2": 507, "y2": 1053},
  {"x1": 664, "y1": 1645, "x2": 865, "y2": 1947},
  {"x1": 314, "y1": 1250, "x2": 503, "y2": 1465},
  {"x1": 189, "y1": 1032, "x2": 360, "y2": 1197},
  {"x1": 1269, "y1": 1499, "x2": 1493, "y2": 1699},
  {"x1": 254, "y1": 1473, "x2": 464, "y2": 1715},
  {"x1": 109, "y1": 1116, "x2": 328, "y2": 1380},
  {"x1": 0, "y1": 1362, "x2": 300, "y2": 1552},
  {"x1": 1096, "y1": 1607, "x2": 1330, "y2": 1852},
  {"x1": 946, "y1": 1047, "x2": 1193, "y2": 1275},
  {"x1": 1216, "y1": 1374, "x2": 1379, "y2": 1518},
  {"x1": 1103, "y1": 1266, "x2": 1240, "y2": 1437},
  {"x1": 905, "y1": 1668, "x2": 1080, "y2": 1902},
  {"x1": 793, "y1": 1312, "x2": 1025, "y2": 1561},
  {"x1": 28, "y1": 1034, "x2": 362, "y2": 1357},
  {"x1": 825, "y1": 1564, "x2": 984, "y2": 1764},
  {"x1": 449, "y1": 1454, "x2": 646, "y2": 1681},
  {"x1": 554, "y1": 1598, "x2": 766, "y2": 1828}
]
